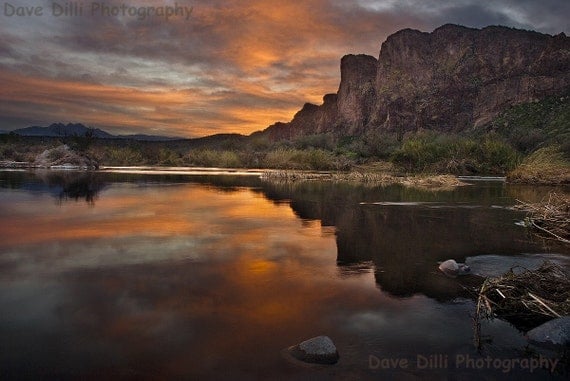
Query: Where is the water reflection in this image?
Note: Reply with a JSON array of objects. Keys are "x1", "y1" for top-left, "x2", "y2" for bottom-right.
[
  {"x1": 0, "y1": 170, "x2": 106, "y2": 204},
  {"x1": 0, "y1": 170, "x2": 568, "y2": 380},
  {"x1": 257, "y1": 180, "x2": 568, "y2": 301}
]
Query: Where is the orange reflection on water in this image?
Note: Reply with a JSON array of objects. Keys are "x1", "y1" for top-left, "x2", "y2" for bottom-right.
[
  {"x1": 1, "y1": 185, "x2": 300, "y2": 248},
  {"x1": 27, "y1": 180, "x2": 349, "y2": 377}
]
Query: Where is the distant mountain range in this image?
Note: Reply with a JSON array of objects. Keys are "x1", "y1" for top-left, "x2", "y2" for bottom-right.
[{"x1": 4, "y1": 123, "x2": 182, "y2": 141}]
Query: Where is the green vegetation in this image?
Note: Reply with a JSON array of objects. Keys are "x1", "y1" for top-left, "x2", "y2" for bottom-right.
[
  {"x1": 507, "y1": 146, "x2": 570, "y2": 185},
  {"x1": 390, "y1": 133, "x2": 520, "y2": 174},
  {"x1": 103, "y1": 146, "x2": 146, "y2": 166},
  {"x1": 490, "y1": 95, "x2": 570, "y2": 154},
  {"x1": 263, "y1": 148, "x2": 345, "y2": 170},
  {"x1": 1, "y1": 95, "x2": 568, "y2": 184},
  {"x1": 186, "y1": 149, "x2": 242, "y2": 168}
]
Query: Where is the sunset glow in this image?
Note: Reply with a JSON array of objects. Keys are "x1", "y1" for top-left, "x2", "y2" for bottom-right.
[{"x1": 0, "y1": 0, "x2": 567, "y2": 137}]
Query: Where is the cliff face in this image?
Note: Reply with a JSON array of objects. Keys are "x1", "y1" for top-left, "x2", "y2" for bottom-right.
[
  {"x1": 263, "y1": 24, "x2": 570, "y2": 140},
  {"x1": 265, "y1": 94, "x2": 339, "y2": 140},
  {"x1": 337, "y1": 54, "x2": 378, "y2": 134}
]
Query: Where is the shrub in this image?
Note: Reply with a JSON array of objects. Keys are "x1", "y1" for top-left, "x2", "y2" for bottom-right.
[
  {"x1": 158, "y1": 148, "x2": 183, "y2": 166},
  {"x1": 186, "y1": 149, "x2": 242, "y2": 168},
  {"x1": 104, "y1": 147, "x2": 146, "y2": 166},
  {"x1": 479, "y1": 137, "x2": 520, "y2": 173},
  {"x1": 507, "y1": 146, "x2": 570, "y2": 184},
  {"x1": 263, "y1": 148, "x2": 298, "y2": 169},
  {"x1": 391, "y1": 134, "x2": 446, "y2": 172},
  {"x1": 262, "y1": 148, "x2": 342, "y2": 170},
  {"x1": 390, "y1": 132, "x2": 520, "y2": 174},
  {"x1": 294, "y1": 133, "x2": 336, "y2": 150},
  {"x1": 491, "y1": 94, "x2": 570, "y2": 153}
]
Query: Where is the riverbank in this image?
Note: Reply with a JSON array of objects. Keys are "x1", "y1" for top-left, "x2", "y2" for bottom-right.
[
  {"x1": 1, "y1": 138, "x2": 568, "y2": 186},
  {"x1": 260, "y1": 170, "x2": 469, "y2": 189},
  {"x1": 0, "y1": 160, "x2": 469, "y2": 189},
  {"x1": 507, "y1": 146, "x2": 570, "y2": 186}
]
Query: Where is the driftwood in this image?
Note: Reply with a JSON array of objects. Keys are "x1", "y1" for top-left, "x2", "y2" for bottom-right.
[{"x1": 474, "y1": 261, "x2": 570, "y2": 340}]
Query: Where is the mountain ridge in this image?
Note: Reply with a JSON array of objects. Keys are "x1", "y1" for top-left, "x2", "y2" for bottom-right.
[
  {"x1": 10, "y1": 123, "x2": 181, "y2": 141},
  {"x1": 259, "y1": 24, "x2": 570, "y2": 141}
]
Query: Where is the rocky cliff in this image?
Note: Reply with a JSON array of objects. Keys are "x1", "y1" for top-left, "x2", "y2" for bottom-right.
[{"x1": 262, "y1": 24, "x2": 570, "y2": 140}]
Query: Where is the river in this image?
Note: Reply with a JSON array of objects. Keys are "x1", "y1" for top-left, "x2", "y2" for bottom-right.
[{"x1": 0, "y1": 169, "x2": 567, "y2": 380}]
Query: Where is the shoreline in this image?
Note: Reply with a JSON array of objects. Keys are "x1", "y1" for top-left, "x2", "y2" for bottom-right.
[
  {"x1": 0, "y1": 161, "x2": 468, "y2": 189},
  {"x1": 259, "y1": 170, "x2": 471, "y2": 189},
  {"x1": 2, "y1": 161, "x2": 568, "y2": 188}
]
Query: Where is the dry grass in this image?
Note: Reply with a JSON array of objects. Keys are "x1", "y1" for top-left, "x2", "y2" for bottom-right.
[
  {"x1": 476, "y1": 261, "x2": 570, "y2": 332},
  {"x1": 507, "y1": 146, "x2": 570, "y2": 185},
  {"x1": 514, "y1": 192, "x2": 570, "y2": 244},
  {"x1": 260, "y1": 170, "x2": 468, "y2": 189}
]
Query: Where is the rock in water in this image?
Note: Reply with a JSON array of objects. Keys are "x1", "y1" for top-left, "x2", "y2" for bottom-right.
[
  {"x1": 527, "y1": 316, "x2": 570, "y2": 348},
  {"x1": 438, "y1": 259, "x2": 470, "y2": 277},
  {"x1": 288, "y1": 336, "x2": 339, "y2": 364}
]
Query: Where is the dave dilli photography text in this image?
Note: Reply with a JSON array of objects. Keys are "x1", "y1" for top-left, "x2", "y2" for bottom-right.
[{"x1": 2, "y1": 1, "x2": 193, "y2": 21}]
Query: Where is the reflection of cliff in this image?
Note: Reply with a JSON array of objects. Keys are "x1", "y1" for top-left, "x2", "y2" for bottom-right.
[
  {"x1": 336, "y1": 205, "x2": 529, "y2": 299},
  {"x1": 257, "y1": 180, "x2": 549, "y2": 300}
]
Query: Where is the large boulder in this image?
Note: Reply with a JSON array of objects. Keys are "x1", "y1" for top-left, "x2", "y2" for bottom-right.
[
  {"x1": 527, "y1": 316, "x2": 570, "y2": 348},
  {"x1": 287, "y1": 336, "x2": 339, "y2": 365}
]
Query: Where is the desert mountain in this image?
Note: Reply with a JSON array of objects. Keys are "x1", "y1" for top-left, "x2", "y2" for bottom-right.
[
  {"x1": 14, "y1": 123, "x2": 114, "y2": 138},
  {"x1": 261, "y1": 24, "x2": 569, "y2": 140},
  {"x1": 11, "y1": 123, "x2": 179, "y2": 141}
]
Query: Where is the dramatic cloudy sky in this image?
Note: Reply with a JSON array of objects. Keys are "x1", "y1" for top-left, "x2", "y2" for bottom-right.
[{"x1": 0, "y1": 0, "x2": 568, "y2": 137}]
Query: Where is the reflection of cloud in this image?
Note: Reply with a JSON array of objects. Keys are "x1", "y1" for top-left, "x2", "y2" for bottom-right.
[
  {"x1": 0, "y1": 183, "x2": 333, "y2": 275},
  {"x1": 0, "y1": 0, "x2": 568, "y2": 136},
  {"x1": 340, "y1": 296, "x2": 495, "y2": 350}
]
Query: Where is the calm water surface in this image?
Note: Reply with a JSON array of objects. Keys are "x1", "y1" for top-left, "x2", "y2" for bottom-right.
[{"x1": 0, "y1": 170, "x2": 568, "y2": 380}]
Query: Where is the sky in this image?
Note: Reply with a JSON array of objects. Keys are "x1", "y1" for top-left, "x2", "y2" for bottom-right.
[{"x1": 0, "y1": 0, "x2": 568, "y2": 138}]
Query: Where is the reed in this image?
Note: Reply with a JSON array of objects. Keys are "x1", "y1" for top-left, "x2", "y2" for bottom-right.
[
  {"x1": 476, "y1": 261, "x2": 570, "y2": 331},
  {"x1": 260, "y1": 170, "x2": 468, "y2": 189},
  {"x1": 514, "y1": 192, "x2": 570, "y2": 244}
]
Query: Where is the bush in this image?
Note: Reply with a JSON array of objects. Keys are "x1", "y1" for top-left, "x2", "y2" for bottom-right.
[
  {"x1": 262, "y1": 148, "x2": 343, "y2": 170},
  {"x1": 479, "y1": 137, "x2": 520, "y2": 173},
  {"x1": 390, "y1": 132, "x2": 519, "y2": 174},
  {"x1": 104, "y1": 147, "x2": 145, "y2": 166},
  {"x1": 391, "y1": 134, "x2": 446, "y2": 172},
  {"x1": 294, "y1": 133, "x2": 336, "y2": 150},
  {"x1": 158, "y1": 148, "x2": 183, "y2": 166},
  {"x1": 186, "y1": 149, "x2": 242, "y2": 168},
  {"x1": 491, "y1": 95, "x2": 570, "y2": 153},
  {"x1": 263, "y1": 148, "x2": 299, "y2": 169},
  {"x1": 507, "y1": 146, "x2": 570, "y2": 184}
]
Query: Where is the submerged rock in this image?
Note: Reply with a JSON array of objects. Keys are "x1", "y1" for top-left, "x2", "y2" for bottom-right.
[
  {"x1": 527, "y1": 316, "x2": 570, "y2": 348},
  {"x1": 438, "y1": 259, "x2": 471, "y2": 277},
  {"x1": 287, "y1": 336, "x2": 339, "y2": 365}
]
